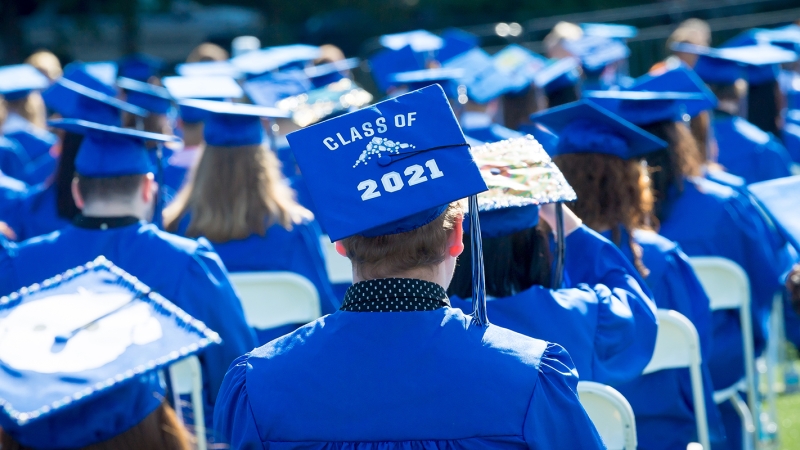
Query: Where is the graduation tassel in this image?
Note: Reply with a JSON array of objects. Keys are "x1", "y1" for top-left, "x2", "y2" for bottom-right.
[
  {"x1": 469, "y1": 194, "x2": 489, "y2": 327},
  {"x1": 552, "y1": 202, "x2": 566, "y2": 289}
]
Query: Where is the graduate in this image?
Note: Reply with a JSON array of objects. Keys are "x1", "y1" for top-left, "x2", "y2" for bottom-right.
[
  {"x1": 7, "y1": 77, "x2": 147, "y2": 241},
  {"x1": 214, "y1": 85, "x2": 604, "y2": 449},
  {"x1": 163, "y1": 99, "x2": 338, "y2": 343},
  {"x1": 447, "y1": 133, "x2": 658, "y2": 387},
  {"x1": 674, "y1": 42, "x2": 796, "y2": 184},
  {"x1": 0, "y1": 64, "x2": 59, "y2": 186},
  {"x1": 0, "y1": 258, "x2": 221, "y2": 449},
  {"x1": 579, "y1": 87, "x2": 783, "y2": 450},
  {"x1": 0, "y1": 119, "x2": 257, "y2": 433},
  {"x1": 539, "y1": 100, "x2": 725, "y2": 449}
]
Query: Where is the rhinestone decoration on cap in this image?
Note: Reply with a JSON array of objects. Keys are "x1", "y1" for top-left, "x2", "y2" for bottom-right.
[{"x1": 471, "y1": 135, "x2": 577, "y2": 211}]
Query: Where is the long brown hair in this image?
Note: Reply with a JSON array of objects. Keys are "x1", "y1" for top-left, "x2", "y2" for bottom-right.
[
  {"x1": 1, "y1": 403, "x2": 190, "y2": 450},
  {"x1": 554, "y1": 152, "x2": 655, "y2": 277},
  {"x1": 164, "y1": 143, "x2": 311, "y2": 242}
]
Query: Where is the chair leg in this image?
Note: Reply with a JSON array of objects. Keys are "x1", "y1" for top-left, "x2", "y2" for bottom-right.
[{"x1": 729, "y1": 394, "x2": 755, "y2": 450}]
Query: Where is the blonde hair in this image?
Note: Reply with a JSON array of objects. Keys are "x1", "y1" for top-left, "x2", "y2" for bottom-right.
[
  {"x1": 164, "y1": 143, "x2": 311, "y2": 242},
  {"x1": 186, "y1": 43, "x2": 229, "y2": 63},
  {"x1": 6, "y1": 91, "x2": 47, "y2": 128},
  {"x1": 25, "y1": 50, "x2": 62, "y2": 81}
]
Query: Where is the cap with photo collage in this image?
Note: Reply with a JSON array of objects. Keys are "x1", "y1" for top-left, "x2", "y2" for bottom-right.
[
  {"x1": 0, "y1": 256, "x2": 220, "y2": 449},
  {"x1": 0, "y1": 64, "x2": 51, "y2": 101},
  {"x1": 286, "y1": 84, "x2": 492, "y2": 322},
  {"x1": 530, "y1": 99, "x2": 667, "y2": 158},
  {"x1": 177, "y1": 99, "x2": 289, "y2": 147},
  {"x1": 42, "y1": 77, "x2": 146, "y2": 126},
  {"x1": 671, "y1": 42, "x2": 798, "y2": 85},
  {"x1": 48, "y1": 119, "x2": 180, "y2": 177},
  {"x1": 117, "y1": 77, "x2": 174, "y2": 115}
]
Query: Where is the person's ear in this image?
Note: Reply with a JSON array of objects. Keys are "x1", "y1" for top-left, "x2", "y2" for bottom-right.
[
  {"x1": 335, "y1": 241, "x2": 348, "y2": 257},
  {"x1": 448, "y1": 214, "x2": 465, "y2": 257},
  {"x1": 142, "y1": 174, "x2": 156, "y2": 203},
  {"x1": 71, "y1": 177, "x2": 84, "y2": 209}
]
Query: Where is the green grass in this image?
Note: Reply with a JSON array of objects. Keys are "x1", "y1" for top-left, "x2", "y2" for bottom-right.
[{"x1": 778, "y1": 392, "x2": 800, "y2": 450}]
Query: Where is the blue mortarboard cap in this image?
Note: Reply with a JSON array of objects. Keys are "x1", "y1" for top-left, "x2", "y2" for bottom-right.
[
  {"x1": 176, "y1": 61, "x2": 243, "y2": 78},
  {"x1": 461, "y1": 112, "x2": 524, "y2": 143},
  {"x1": 533, "y1": 57, "x2": 582, "y2": 94},
  {"x1": 286, "y1": 84, "x2": 487, "y2": 241},
  {"x1": 178, "y1": 99, "x2": 289, "y2": 147},
  {"x1": 437, "y1": 28, "x2": 479, "y2": 63},
  {"x1": 723, "y1": 26, "x2": 800, "y2": 52},
  {"x1": 565, "y1": 36, "x2": 630, "y2": 74},
  {"x1": 304, "y1": 57, "x2": 360, "y2": 88},
  {"x1": 231, "y1": 44, "x2": 321, "y2": 76},
  {"x1": 83, "y1": 62, "x2": 119, "y2": 87},
  {"x1": 633, "y1": 65, "x2": 717, "y2": 110},
  {"x1": 62, "y1": 62, "x2": 118, "y2": 97},
  {"x1": 244, "y1": 71, "x2": 312, "y2": 108},
  {"x1": 118, "y1": 53, "x2": 164, "y2": 82},
  {"x1": 749, "y1": 175, "x2": 800, "y2": 252},
  {"x1": 368, "y1": 45, "x2": 425, "y2": 93},
  {"x1": 390, "y1": 67, "x2": 465, "y2": 99},
  {"x1": 580, "y1": 23, "x2": 638, "y2": 39},
  {"x1": 42, "y1": 78, "x2": 146, "y2": 126},
  {"x1": 466, "y1": 136, "x2": 576, "y2": 237},
  {"x1": 0, "y1": 256, "x2": 220, "y2": 449},
  {"x1": 162, "y1": 75, "x2": 244, "y2": 100},
  {"x1": 380, "y1": 30, "x2": 444, "y2": 52},
  {"x1": 0, "y1": 64, "x2": 50, "y2": 101},
  {"x1": 117, "y1": 77, "x2": 173, "y2": 115},
  {"x1": 492, "y1": 45, "x2": 547, "y2": 87},
  {"x1": 672, "y1": 42, "x2": 798, "y2": 85},
  {"x1": 584, "y1": 90, "x2": 713, "y2": 125},
  {"x1": 530, "y1": 100, "x2": 667, "y2": 158},
  {"x1": 48, "y1": 119, "x2": 180, "y2": 176}
]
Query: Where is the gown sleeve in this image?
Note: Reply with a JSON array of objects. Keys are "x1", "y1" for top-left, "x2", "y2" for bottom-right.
[
  {"x1": 213, "y1": 354, "x2": 263, "y2": 449},
  {"x1": 564, "y1": 226, "x2": 659, "y2": 385},
  {"x1": 524, "y1": 343, "x2": 605, "y2": 449},
  {"x1": 174, "y1": 240, "x2": 258, "y2": 408},
  {"x1": 288, "y1": 220, "x2": 340, "y2": 314}
]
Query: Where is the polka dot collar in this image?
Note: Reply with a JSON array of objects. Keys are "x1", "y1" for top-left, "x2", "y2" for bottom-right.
[{"x1": 340, "y1": 278, "x2": 449, "y2": 312}]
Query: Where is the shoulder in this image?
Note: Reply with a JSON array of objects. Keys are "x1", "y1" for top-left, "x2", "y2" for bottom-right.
[
  {"x1": 730, "y1": 118, "x2": 771, "y2": 145},
  {"x1": 138, "y1": 224, "x2": 209, "y2": 253},
  {"x1": 0, "y1": 136, "x2": 23, "y2": 152},
  {"x1": 687, "y1": 176, "x2": 738, "y2": 200},
  {"x1": 632, "y1": 229, "x2": 679, "y2": 253}
]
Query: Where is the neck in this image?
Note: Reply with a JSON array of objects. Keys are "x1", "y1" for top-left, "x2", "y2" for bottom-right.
[
  {"x1": 182, "y1": 127, "x2": 204, "y2": 148},
  {"x1": 81, "y1": 203, "x2": 147, "y2": 220},
  {"x1": 353, "y1": 264, "x2": 450, "y2": 290},
  {"x1": 716, "y1": 100, "x2": 739, "y2": 116}
]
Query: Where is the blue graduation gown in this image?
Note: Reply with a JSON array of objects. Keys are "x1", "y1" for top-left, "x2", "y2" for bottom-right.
[
  {"x1": 214, "y1": 307, "x2": 604, "y2": 449},
  {"x1": 782, "y1": 122, "x2": 800, "y2": 165},
  {"x1": 5, "y1": 128, "x2": 58, "y2": 186},
  {"x1": 175, "y1": 213, "x2": 339, "y2": 343},
  {"x1": 0, "y1": 172, "x2": 27, "y2": 226},
  {"x1": 450, "y1": 225, "x2": 658, "y2": 386},
  {"x1": 0, "y1": 136, "x2": 28, "y2": 184},
  {"x1": 714, "y1": 115, "x2": 793, "y2": 184},
  {"x1": 1, "y1": 222, "x2": 257, "y2": 419},
  {"x1": 606, "y1": 228, "x2": 726, "y2": 450},
  {"x1": 7, "y1": 182, "x2": 72, "y2": 241}
]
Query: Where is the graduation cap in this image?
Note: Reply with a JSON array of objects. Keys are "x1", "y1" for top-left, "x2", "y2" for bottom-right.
[
  {"x1": 231, "y1": 44, "x2": 321, "y2": 77},
  {"x1": 118, "y1": 53, "x2": 165, "y2": 82},
  {"x1": 580, "y1": 23, "x2": 638, "y2": 39},
  {"x1": 117, "y1": 77, "x2": 173, "y2": 115},
  {"x1": 244, "y1": 71, "x2": 312, "y2": 108},
  {"x1": 162, "y1": 76, "x2": 244, "y2": 123},
  {"x1": 749, "y1": 175, "x2": 800, "y2": 252},
  {"x1": 457, "y1": 45, "x2": 548, "y2": 102},
  {"x1": 379, "y1": 30, "x2": 444, "y2": 52},
  {"x1": 584, "y1": 90, "x2": 713, "y2": 125},
  {"x1": 274, "y1": 78, "x2": 373, "y2": 128},
  {"x1": 460, "y1": 111, "x2": 524, "y2": 143},
  {"x1": 532, "y1": 57, "x2": 582, "y2": 94},
  {"x1": 286, "y1": 84, "x2": 491, "y2": 322},
  {"x1": 530, "y1": 99, "x2": 667, "y2": 158},
  {"x1": 42, "y1": 78, "x2": 146, "y2": 126},
  {"x1": 368, "y1": 45, "x2": 427, "y2": 93},
  {"x1": 48, "y1": 118, "x2": 180, "y2": 177},
  {"x1": 63, "y1": 62, "x2": 118, "y2": 96},
  {"x1": 437, "y1": 28, "x2": 479, "y2": 63},
  {"x1": 671, "y1": 42, "x2": 798, "y2": 85},
  {"x1": 304, "y1": 57, "x2": 360, "y2": 88},
  {"x1": 389, "y1": 67, "x2": 465, "y2": 98},
  {"x1": 631, "y1": 65, "x2": 718, "y2": 116},
  {"x1": 175, "y1": 61, "x2": 243, "y2": 78},
  {"x1": 563, "y1": 36, "x2": 630, "y2": 74},
  {"x1": 0, "y1": 256, "x2": 220, "y2": 449},
  {"x1": 0, "y1": 64, "x2": 50, "y2": 101},
  {"x1": 177, "y1": 99, "x2": 289, "y2": 147}
]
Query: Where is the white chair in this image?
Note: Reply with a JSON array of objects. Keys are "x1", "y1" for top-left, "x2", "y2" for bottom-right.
[
  {"x1": 642, "y1": 309, "x2": 710, "y2": 450},
  {"x1": 577, "y1": 381, "x2": 637, "y2": 450},
  {"x1": 228, "y1": 272, "x2": 321, "y2": 330},
  {"x1": 320, "y1": 235, "x2": 353, "y2": 284},
  {"x1": 169, "y1": 355, "x2": 206, "y2": 450},
  {"x1": 688, "y1": 257, "x2": 756, "y2": 449}
]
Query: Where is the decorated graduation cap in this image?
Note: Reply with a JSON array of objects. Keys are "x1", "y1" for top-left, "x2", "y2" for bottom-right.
[
  {"x1": 469, "y1": 136, "x2": 576, "y2": 286},
  {"x1": 42, "y1": 78, "x2": 146, "y2": 126},
  {"x1": 286, "y1": 84, "x2": 492, "y2": 323},
  {"x1": 48, "y1": 119, "x2": 179, "y2": 177},
  {"x1": 0, "y1": 64, "x2": 50, "y2": 101},
  {"x1": 749, "y1": 175, "x2": 800, "y2": 252},
  {"x1": 231, "y1": 44, "x2": 321, "y2": 77},
  {"x1": 584, "y1": 90, "x2": 713, "y2": 126},
  {"x1": 532, "y1": 57, "x2": 582, "y2": 94},
  {"x1": 671, "y1": 42, "x2": 798, "y2": 85},
  {"x1": 274, "y1": 78, "x2": 373, "y2": 128},
  {"x1": 177, "y1": 99, "x2": 289, "y2": 147},
  {"x1": 451, "y1": 45, "x2": 547, "y2": 104},
  {"x1": 0, "y1": 256, "x2": 220, "y2": 449},
  {"x1": 118, "y1": 53, "x2": 164, "y2": 82},
  {"x1": 117, "y1": 77, "x2": 173, "y2": 115},
  {"x1": 580, "y1": 23, "x2": 638, "y2": 39},
  {"x1": 389, "y1": 67, "x2": 465, "y2": 99},
  {"x1": 530, "y1": 99, "x2": 667, "y2": 158}
]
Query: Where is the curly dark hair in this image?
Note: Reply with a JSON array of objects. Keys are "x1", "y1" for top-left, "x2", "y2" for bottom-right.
[{"x1": 554, "y1": 152, "x2": 654, "y2": 278}]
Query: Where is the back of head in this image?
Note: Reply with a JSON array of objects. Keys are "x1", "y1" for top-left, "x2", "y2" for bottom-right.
[
  {"x1": 6, "y1": 91, "x2": 47, "y2": 128},
  {"x1": 186, "y1": 43, "x2": 229, "y2": 63},
  {"x1": 24, "y1": 50, "x2": 63, "y2": 82},
  {"x1": 316, "y1": 44, "x2": 346, "y2": 64},
  {"x1": 667, "y1": 18, "x2": 711, "y2": 49},
  {"x1": 502, "y1": 88, "x2": 541, "y2": 130},
  {"x1": 544, "y1": 22, "x2": 583, "y2": 59},
  {"x1": 164, "y1": 143, "x2": 311, "y2": 242}
]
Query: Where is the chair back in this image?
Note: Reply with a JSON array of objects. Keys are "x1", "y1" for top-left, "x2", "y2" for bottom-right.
[
  {"x1": 577, "y1": 381, "x2": 637, "y2": 450},
  {"x1": 643, "y1": 309, "x2": 709, "y2": 450},
  {"x1": 688, "y1": 257, "x2": 750, "y2": 311},
  {"x1": 229, "y1": 272, "x2": 321, "y2": 330},
  {"x1": 169, "y1": 355, "x2": 206, "y2": 450},
  {"x1": 320, "y1": 235, "x2": 353, "y2": 284}
]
